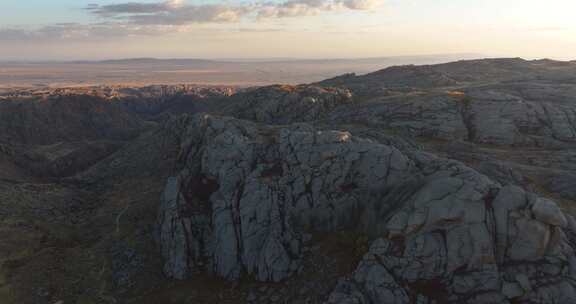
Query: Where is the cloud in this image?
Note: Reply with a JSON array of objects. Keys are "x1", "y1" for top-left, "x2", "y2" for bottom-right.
[
  {"x1": 254, "y1": 0, "x2": 381, "y2": 18},
  {"x1": 87, "y1": 1, "x2": 183, "y2": 17},
  {"x1": 87, "y1": 0, "x2": 384, "y2": 25},
  {"x1": 340, "y1": 0, "x2": 383, "y2": 9},
  {"x1": 124, "y1": 5, "x2": 251, "y2": 25},
  {"x1": 0, "y1": 0, "x2": 384, "y2": 41},
  {"x1": 0, "y1": 23, "x2": 175, "y2": 41}
]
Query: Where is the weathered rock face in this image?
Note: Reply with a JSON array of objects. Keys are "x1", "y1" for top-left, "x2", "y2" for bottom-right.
[
  {"x1": 329, "y1": 83, "x2": 576, "y2": 146},
  {"x1": 330, "y1": 94, "x2": 470, "y2": 141},
  {"x1": 462, "y1": 87, "x2": 576, "y2": 145},
  {"x1": 327, "y1": 184, "x2": 576, "y2": 303},
  {"x1": 158, "y1": 114, "x2": 576, "y2": 303},
  {"x1": 158, "y1": 114, "x2": 412, "y2": 281},
  {"x1": 546, "y1": 173, "x2": 576, "y2": 201}
]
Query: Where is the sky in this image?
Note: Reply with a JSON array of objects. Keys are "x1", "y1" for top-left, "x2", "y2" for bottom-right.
[{"x1": 0, "y1": 0, "x2": 575, "y2": 60}]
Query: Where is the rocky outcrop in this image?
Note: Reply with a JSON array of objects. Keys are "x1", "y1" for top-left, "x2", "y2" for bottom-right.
[
  {"x1": 157, "y1": 114, "x2": 412, "y2": 280},
  {"x1": 462, "y1": 87, "x2": 576, "y2": 145},
  {"x1": 111, "y1": 85, "x2": 234, "y2": 117},
  {"x1": 330, "y1": 93, "x2": 469, "y2": 140},
  {"x1": 327, "y1": 184, "x2": 576, "y2": 303},
  {"x1": 329, "y1": 82, "x2": 576, "y2": 146},
  {"x1": 0, "y1": 85, "x2": 235, "y2": 117},
  {"x1": 224, "y1": 85, "x2": 354, "y2": 124},
  {"x1": 157, "y1": 114, "x2": 576, "y2": 303}
]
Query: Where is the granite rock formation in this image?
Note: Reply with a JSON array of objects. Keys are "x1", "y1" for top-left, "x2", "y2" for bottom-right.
[{"x1": 157, "y1": 114, "x2": 576, "y2": 303}]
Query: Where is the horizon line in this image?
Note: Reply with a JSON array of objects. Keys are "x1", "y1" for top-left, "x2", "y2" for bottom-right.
[{"x1": 0, "y1": 53, "x2": 491, "y2": 63}]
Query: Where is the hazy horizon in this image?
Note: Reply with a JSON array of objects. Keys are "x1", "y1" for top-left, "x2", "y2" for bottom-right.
[
  {"x1": 0, "y1": 53, "x2": 487, "y2": 62},
  {"x1": 0, "y1": 53, "x2": 487, "y2": 87}
]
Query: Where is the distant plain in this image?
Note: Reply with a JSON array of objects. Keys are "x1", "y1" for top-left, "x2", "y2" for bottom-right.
[{"x1": 0, "y1": 54, "x2": 479, "y2": 88}]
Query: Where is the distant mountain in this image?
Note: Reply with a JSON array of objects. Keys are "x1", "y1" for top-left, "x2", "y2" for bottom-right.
[
  {"x1": 73, "y1": 54, "x2": 481, "y2": 65},
  {"x1": 76, "y1": 57, "x2": 217, "y2": 65},
  {"x1": 0, "y1": 54, "x2": 485, "y2": 87}
]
